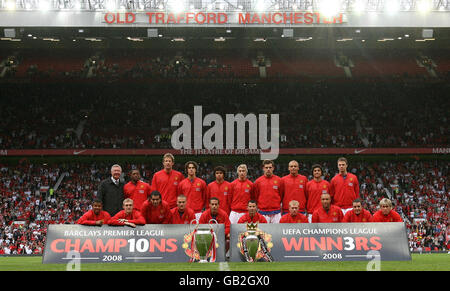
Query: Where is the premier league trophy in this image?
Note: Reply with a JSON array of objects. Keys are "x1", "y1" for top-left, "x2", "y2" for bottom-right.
[
  {"x1": 243, "y1": 223, "x2": 260, "y2": 262},
  {"x1": 189, "y1": 219, "x2": 218, "y2": 263},
  {"x1": 239, "y1": 222, "x2": 274, "y2": 262}
]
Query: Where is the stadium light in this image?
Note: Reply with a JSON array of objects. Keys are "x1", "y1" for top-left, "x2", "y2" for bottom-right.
[
  {"x1": 105, "y1": 0, "x2": 117, "y2": 11},
  {"x1": 255, "y1": 0, "x2": 266, "y2": 12},
  {"x1": 6, "y1": 0, "x2": 15, "y2": 10},
  {"x1": 352, "y1": 0, "x2": 366, "y2": 13},
  {"x1": 320, "y1": 0, "x2": 342, "y2": 17},
  {"x1": 417, "y1": 0, "x2": 432, "y2": 12},
  {"x1": 39, "y1": 0, "x2": 51, "y2": 11},
  {"x1": 168, "y1": 0, "x2": 184, "y2": 13},
  {"x1": 385, "y1": 0, "x2": 401, "y2": 14}
]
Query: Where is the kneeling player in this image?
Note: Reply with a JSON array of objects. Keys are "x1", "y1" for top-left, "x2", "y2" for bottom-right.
[
  {"x1": 238, "y1": 200, "x2": 267, "y2": 224},
  {"x1": 311, "y1": 193, "x2": 343, "y2": 223},
  {"x1": 371, "y1": 198, "x2": 402, "y2": 222},
  {"x1": 108, "y1": 198, "x2": 145, "y2": 227},
  {"x1": 342, "y1": 198, "x2": 372, "y2": 223},
  {"x1": 280, "y1": 200, "x2": 308, "y2": 223},
  {"x1": 77, "y1": 199, "x2": 111, "y2": 226},
  {"x1": 141, "y1": 191, "x2": 173, "y2": 224},
  {"x1": 171, "y1": 195, "x2": 196, "y2": 224}
]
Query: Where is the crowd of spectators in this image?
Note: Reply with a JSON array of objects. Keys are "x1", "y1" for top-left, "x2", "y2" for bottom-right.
[
  {"x1": 351, "y1": 81, "x2": 449, "y2": 147},
  {"x1": 96, "y1": 53, "x2": 238, "y2": 80},
  {"x1": 0, "y1": 81, "x2": 448, "y2": 150},
  {"x1": 3, "y1": 49, "x2": 449, "y2": 81},
  {"x1": 6, "y1": 50, "x2": 249, "y2": 80},
  {"x1": 0, "y1": 158, "x2": 447, "y2": 254}
]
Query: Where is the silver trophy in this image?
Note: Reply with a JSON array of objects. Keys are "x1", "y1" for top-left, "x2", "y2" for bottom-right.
[
  {"x1": 241, "y1": 222, "x2": 260, "y2": 262},
  {"x1": 244, "y1": 228, "x2": 260, "y2": 262},
  {"x1": 190, "y1": 219, "x2": 218, "y2": 263},
  {"x1": 240, "y1": 222, "x2": 274, "y2": 262}
]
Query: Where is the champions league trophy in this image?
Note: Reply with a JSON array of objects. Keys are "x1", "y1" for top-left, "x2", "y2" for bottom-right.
[
  {"x1": 189, "y1": 219, "x2": 218, "y2": 263},
  {"x1": 240, "y1": 222, "x2": 274, "y2": 262}
]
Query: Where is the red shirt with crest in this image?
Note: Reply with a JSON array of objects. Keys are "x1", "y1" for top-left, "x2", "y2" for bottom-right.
[
  {"x1": 123, "y1": 180, "x2": 152, "y2": 212},
  {"x1": 140, "y1": 200, "x2": 172, "y2": 224},
  {"x1": 312, "y1": 205, "x2": 343, "y2": 223}
]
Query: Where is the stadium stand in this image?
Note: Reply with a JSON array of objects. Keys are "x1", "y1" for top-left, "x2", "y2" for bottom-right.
[
  {"x1": 0, "y1": 159, "x2": 448, "y2": 254},
  {"x1": 0, "y1": 80, "x2": 448, "y2": 150},
  {"x1": 2, "y1": 49, "x2": 449, "y2": 81},
  {"x1": 0, "y1": 49, "x2": 448, "y2": 255}
]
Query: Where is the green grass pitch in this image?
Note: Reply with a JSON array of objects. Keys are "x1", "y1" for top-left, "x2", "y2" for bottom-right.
[{"x1": 0, "y1": 254, "x2": 449, "y2": 271}]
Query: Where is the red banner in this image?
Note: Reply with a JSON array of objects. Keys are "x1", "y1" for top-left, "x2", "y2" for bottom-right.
[{"x1": 0, "y1": 148, "x2": 448, "y2": 157}]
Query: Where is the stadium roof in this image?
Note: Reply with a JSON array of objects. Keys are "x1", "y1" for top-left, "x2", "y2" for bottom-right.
[
  {"x1": 1, "y1": 1, "x2": 449, "y2": 50},
  {"x1": 0, "y1": 26, "x2": 449, "y2": 50},
  {"x1": 1, "y1": 0, "x2": 450, "y2": 13}
]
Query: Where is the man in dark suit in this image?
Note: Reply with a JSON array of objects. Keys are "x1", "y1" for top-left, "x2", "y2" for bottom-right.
[{"x1": 97, "y1": 164, "x2": 125, "y2": 216}]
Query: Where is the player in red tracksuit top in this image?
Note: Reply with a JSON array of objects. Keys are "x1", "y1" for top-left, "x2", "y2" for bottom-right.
[
  {"x1": 199, "y1": 198, "x2": 231, "y2": 238},
  {"x1": 371, "y1": 198, "x2": 403, "y2": 222},
  {"x1": 77, "y1": 200, "x2": 111, "y2": 226},
  {"x1": 198, "y1": 197, "x2": 231, "y2": 252},
  {"x1": 312, "y1": 193, "x2": 343, "y2": 223},
  {"x1": 140, "y1": 191, "x2": 172, "y2": 224},
  {"x1": 329, "y1": 157, "x2": 360, "y2": 215},
  {"x1": 280, "y1": 200, "x2": 308, "y2": 223},
  {"x1": 151, "y1": 153, "x2": 185, "y2": 209},
  {"x1": 123, "y1": 169, "x2": 152, "y2": 212},
  {"x1": 207, "y1": 166, "x2": 232, "y2": 215},
  {"x1": 199, "y1": 198, "x2": 231, "y2": 254},
  {"x1": 342, "y1": 198, "x2": 372, "y2": 223},
  {"x1": 170, "y1": 194, "x2": 196, "y2": 224},
  {"x1": 177, "y1": 161, "x2": 207, "y2": 222},
  {"x1": 108, "y1": 198, "x2": 146, "y2": 227},
  {"x1": 228, "y1": 164, "x2": 254, "y2": 224},
  {"x1": 237, "y1": 200, "x2": 268, "y2": 224},
  {"x1": 253, "y1": 160, "x2": 284, "y2": 223},
  {"x1": 305, "y1": 164, "x2": 330, "y2": 222},
  {"x1": 281, "y1": 160, "x2": 308, "y2": 215}
]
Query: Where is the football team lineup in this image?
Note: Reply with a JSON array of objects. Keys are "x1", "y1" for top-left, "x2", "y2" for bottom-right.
[{"x1": 0, "y1": 0, "x2": 448, "y2": 277}]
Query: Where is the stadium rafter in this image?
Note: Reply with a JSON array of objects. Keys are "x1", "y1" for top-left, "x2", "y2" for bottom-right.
[{"x1": 0, "y1": 0, "x2": 448, "y2": 11}]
